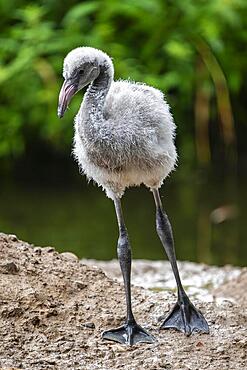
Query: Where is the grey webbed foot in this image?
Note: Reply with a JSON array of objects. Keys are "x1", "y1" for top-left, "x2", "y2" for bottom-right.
[
  {"x1": 102, "y1": 320, "x2": 155, "y2": 346},
  {"x1": 161, "y1": 297, "x2": 209, "y2": 336}
]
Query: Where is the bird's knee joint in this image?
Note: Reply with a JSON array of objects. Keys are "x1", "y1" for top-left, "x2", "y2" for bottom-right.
[
  {"x1": 118, "y1": 233, "x2": 129, "y2": 249},
  {"x1": 156, "y1": 210, "x2": 171, "y2": 234},
  {"x1": 117, "y1": 233, "x2": 131, "y2": 259},
  {"x1": 156, "y1": 224, "x2": 165, "y2": 239},
  {"x1": 156, "y1": 214, "x2": 165, "y2": 233}
]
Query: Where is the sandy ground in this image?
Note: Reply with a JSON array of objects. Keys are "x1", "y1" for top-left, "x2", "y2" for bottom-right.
[{"x1": 0, "y1": 233, "x2": 246, "y2": 370}]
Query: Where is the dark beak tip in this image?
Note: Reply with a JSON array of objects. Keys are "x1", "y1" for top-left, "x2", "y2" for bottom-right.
[{"x1": 57, "y1": 108, "x2": 64, "y2": 119}]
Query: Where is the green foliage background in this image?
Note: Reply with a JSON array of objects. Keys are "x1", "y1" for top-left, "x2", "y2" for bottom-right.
[{"x1": 0, "y1": 0, "x2": 247, "y2": 171}]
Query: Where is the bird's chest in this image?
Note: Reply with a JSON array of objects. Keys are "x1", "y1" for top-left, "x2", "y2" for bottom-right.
[
  {"x1": 75, "y1": 115, "x2": 123, "y2": 170},
  {"x1": 85, "y1": 146, "x2": 124, "y2": 172}
]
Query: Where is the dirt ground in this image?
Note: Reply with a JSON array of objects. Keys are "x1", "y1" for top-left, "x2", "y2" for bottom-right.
[{"x1": 0, "y1": 233, "x2": 246, "y2": 370}]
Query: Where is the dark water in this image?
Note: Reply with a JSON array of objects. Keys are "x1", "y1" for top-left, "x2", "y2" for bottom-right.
[{"x1": 0, "y1": 172, "x2": 246, "y2": 266}]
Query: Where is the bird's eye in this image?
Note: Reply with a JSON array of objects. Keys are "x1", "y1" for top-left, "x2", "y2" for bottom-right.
[{"x1": 78, "y1": 69, "x2": 84, "y2": 76}]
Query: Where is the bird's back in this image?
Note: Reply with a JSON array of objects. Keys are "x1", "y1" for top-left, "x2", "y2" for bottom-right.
[
  {"x1": 76, "y1": 79, "x2": 177, "y2": 174},
  {"x1": 75, "y1": 78, "x2": 178, "y2": 197},
  {"x1": 105, "y1": 80, "x2": 171, "y2": 133},
  {"x1": 102, "y1": 80, "x2": 176, "y2": 166}
]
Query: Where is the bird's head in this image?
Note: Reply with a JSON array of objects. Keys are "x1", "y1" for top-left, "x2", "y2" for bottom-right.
[{"x1": 57, "y1": 47, "x2": 113, "y2": 118}]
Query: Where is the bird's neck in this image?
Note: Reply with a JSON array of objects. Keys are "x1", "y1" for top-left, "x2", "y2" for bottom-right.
[
  {"x1": 82, "y1": 63, "x2": 113, "y2": 122},
  {"x1": 91, "y1": 63, "x2": 113, "y2": 94}
]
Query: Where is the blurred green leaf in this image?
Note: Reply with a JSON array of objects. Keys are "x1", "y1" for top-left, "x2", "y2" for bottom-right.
[{"x1": 63, "y1": 1, "x2": 99, "y2": 26}]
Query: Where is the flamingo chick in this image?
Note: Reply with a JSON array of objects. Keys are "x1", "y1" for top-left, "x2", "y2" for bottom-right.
[{"x1": 58, "y1": 47, "x2": 209, "y2": 345}]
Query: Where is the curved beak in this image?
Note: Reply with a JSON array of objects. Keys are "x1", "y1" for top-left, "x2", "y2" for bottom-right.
[{"x1": 57, "y1": 80, "x2": 77, "y2": 118}]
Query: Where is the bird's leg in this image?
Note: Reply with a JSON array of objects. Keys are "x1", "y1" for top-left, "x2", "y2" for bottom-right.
[
  {"x1": 102, "y1": 197, "x2": 155, "y2": 345},
  {"x1": 152, "y1": 188, "x2": 209, "y2": 336}
]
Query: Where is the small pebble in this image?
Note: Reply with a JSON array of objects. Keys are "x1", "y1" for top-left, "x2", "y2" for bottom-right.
[
  {"x1": 43, "y1": 246, "x2": 55, "y2": 253},
  {"x1": 216, "y1": 346, "x2": 225, "y2": 353},
  {"x1": 83, "y1": 322, "x2": 95, "y2": 329},
  {"x1": 9, "y1": 234, "x2": 18, "y2": 242},
  {"x1": 61, "y1": 252, "x2": 78, "y2": 260},
  {"x1": 33, "y1": 247, "x2": 42, "y2": 255},
  {"x1": 1, "y1": 261, "x2": 19, "y2": 274},
  {"x1": 74, "y1": 281, "x2": 87, "y2": 289}
]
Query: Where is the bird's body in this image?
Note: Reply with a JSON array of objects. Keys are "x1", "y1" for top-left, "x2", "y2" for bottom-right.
[
  {"x1": 58, "y1": 47, "x2": 209, "y2": 346},
  {"x1": 61, "y1": 47, "x2": 176, "y2": 198},
  {"x1": 74, "y1": 79, "x2": 177, "y2": 198}
]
